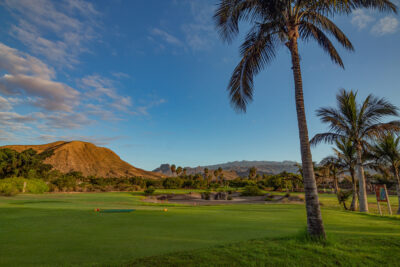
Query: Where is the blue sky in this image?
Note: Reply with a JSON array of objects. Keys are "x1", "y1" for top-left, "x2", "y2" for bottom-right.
[{"x1": 0, "y1": 0, "x2": 399, "y2": 171}]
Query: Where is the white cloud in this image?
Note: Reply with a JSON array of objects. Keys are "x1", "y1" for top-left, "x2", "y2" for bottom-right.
[
  {"x1": 2, "y1": 0, "x2": 100, "y2": 67},
  {"x1": 351, "y1": 9, "x2": 375, "y2": 29},
  {"x1": 181, "y1": 1, "x2": 216, "y2": 51},
  {"x1": 151, "y1": 28, "x2": 183, "y2": 47},
  {"x1": 371, "y1": 16, "x2": 399, "y2": 35},
  {"x1": 35, "y1": 112, "x2": 92, "y2": 129},
  {"x1": 135, "y1": 98, "x2": 166, "y2": 116},
  {"x1": 0, "y1": 43, "x2": 80, "y2": 112},
  {"x1": 79, "y1": 74, "x2": 132, "y2": 113},
  {"x1": 151, "y1": 1, "x2": 216, "y2": 52},
  {"x1": 0, "y1": 96, "x2": 13, "y2": 111},
  {"x1": 0, "y1": 111, "x2": 35, "y2": 132},
  {"x1": 0, "y1": 43, "x2": 54, "y2": 79},
  {"x1": 112, "y1": 72, "x2": 131, "y2": 79},
  {"x1": 85, "y1": 103, "x2": 120, "y2": 121},
  {"x1": 1, "y1": 74, "x2": 79, "y2": 112}
]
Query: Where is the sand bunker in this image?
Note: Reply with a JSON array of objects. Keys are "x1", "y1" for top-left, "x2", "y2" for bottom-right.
[{"x1": 143, "y1": 192, "x2": 304, "y2": 205}]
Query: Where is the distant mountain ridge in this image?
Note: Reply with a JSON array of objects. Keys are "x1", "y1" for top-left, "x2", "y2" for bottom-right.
[
  {"x1": 153, "y1": 160, "x2": 299, "y2": 178},
  {"x1": 1, "y1": 141, "x2": 164, "y2": 179}
]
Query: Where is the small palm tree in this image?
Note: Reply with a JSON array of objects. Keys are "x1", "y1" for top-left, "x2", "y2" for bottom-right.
[
  {"x1": 370, "y1": 133, "x2": 400, "y2": 214},
  {"x1": 333, "y1": 137, "x2": 358, "y2": 211},
  {"x1": 214, "y1": 0, "x2": 397, "y2": 239},
  {"x1": 249, "y1": 166, "x2": 257, "y2": 179},
  {"x1": 311, "y1": 90, "x2": 400, "y2": 212},
  {"x1": 176, "y1": 166, "x2": 182, "y2": 177},
  {"x1": 170, "y1": 164, "x2": 176, "y2": 176}
]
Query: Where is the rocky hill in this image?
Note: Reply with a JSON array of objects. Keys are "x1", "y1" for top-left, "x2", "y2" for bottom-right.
[
  {"x1": 1, "y1": 141, "x2": 164, "y2": 179},
  {"x1": 153, "y1": 160, "x2": 299, "y2": 178}
]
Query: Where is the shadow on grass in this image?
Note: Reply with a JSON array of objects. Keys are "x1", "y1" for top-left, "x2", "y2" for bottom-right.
[{"x1": 10, "y1": 200, "x2": 70, "y2": 205}]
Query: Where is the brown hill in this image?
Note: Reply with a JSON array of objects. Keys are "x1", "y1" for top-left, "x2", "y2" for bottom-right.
[{"x1": 1, "y1": 141, "x2": 164, "y2": 179}]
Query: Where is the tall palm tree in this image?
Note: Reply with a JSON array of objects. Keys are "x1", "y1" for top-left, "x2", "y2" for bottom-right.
[
  {"x1": 214, "y1": 170, "x2": 219, "y2": 181},
  {"x1": 214, "y1": 0, "x2": 397, "y2": 238},
  {"x1": 370, "y1": 133, "x2": 400, "y2": 214},
  {"x1": 334, "y1": 137, "x2": 358, "y2": 211},
  {"x1": 311, "y1": 90, "x2": 400, "y2": 212},
  {"x1": 204, "y1": 168, "x2": 209, "y2": 180}
]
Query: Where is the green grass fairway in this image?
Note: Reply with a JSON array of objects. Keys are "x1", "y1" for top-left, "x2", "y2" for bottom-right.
[{"x1": 0, "y1": 191, "x2": 399, "y2": 266}]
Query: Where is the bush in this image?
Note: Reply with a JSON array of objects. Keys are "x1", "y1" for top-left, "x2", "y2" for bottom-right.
[
  {"x1": 163, "y1": 177, "x2": 183, "y2": 189},
  {"x1": 241, "y1": 185, "x2": 264, "y2": 196},
  {"x1": 201, "y1": 191, "x2": 211, "y2": 200},
  {"x1": 144, "y1": 186, "x2": 155, "y2": 195},
  {"x1": 0, "y1": 183, "x2": 19, "y2": 196},
  {"x1": 0, "y1": 177, "x2": 49, "y2": 196},
  {"x1": 25, "y1": 179, "x2": 49, "y2": 193}
]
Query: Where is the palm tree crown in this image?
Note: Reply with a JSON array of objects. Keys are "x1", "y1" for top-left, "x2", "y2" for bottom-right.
[
  {"x1": 214, "y1": 0, "x2": 396, "y2": 111},
  {"x1": 311, "y1": 89, "x2": 400, "y2": 146},
  {"x1": 371, "y1": 133, "x2": 400, "y2": 169}
]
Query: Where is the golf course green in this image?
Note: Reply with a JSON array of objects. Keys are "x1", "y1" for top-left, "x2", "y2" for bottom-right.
[{"x1": 0, "y1": 191, "x2": 399, "y2": 266}]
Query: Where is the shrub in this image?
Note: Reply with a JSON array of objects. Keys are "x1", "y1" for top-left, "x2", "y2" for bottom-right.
[
  {"x1": 0, "y1": 177, "x2": 48, "y2": 196},
  {"x1": 0, "y1": 183, "x2": 19, "y2": 196},
  {"x1": 337, "y1": 190, "x2": 353, "y2": 210},
  {"x1": 144, "y1": 186, "x2": 155, "y2": 195},
  {"x1": 227, "y1": 195, "x2": 232, "y2": 200},
  {"x1": 163, "y1": 177, "x2": 184, "y2": 189},
  {"x1": 241, "y1": 185, "x2": 264, "y2": 196},
  {"x1": 201, "y1": 191, "x2": 211, "y2": 200}
]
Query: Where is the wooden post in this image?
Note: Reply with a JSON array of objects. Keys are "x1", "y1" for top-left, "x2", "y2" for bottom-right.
[
  {"x1": 377, "y1": 202, "x2": 382, "y2": 215},
  {"x1": 375, "y1": 185, "x2": 382, "y2": 215},
  {"x1": 384, "y1": 184, "x2": 392, "y2": 215}
]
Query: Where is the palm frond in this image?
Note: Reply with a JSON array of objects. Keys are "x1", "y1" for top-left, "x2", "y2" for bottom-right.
[
  {"x1": 301, "y1": 12, "x2": 354, "y2": 51},
  {"x1": 350, "y1": 0, "x2": 397, "y2": 13},
  {"x1": 214, "y1": 0, "x2": 261, "y2": 43},
  {"x1": 310, "y1": 132, "x2": 343, "y2": 146},
  {"x1": 228, "y1": 24, "x2": 278, "y2": 112},
  {"x1": 299, "y1": 22, "x2": 344, "y2": 68},
  {"x1": 363, "y1": 121, "x2": 400, "y2": 138},
  {"x1": 359, "y1": 95, "x2": 399, "y2": 127},
  {"x1": 315, "y1": 106, "x2": 349, "y2": 133}
]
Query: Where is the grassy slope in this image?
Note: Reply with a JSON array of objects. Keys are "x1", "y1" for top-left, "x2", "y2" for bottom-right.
[{"x1": 0, "y1": 191, "x2": 399, "y2": 266}]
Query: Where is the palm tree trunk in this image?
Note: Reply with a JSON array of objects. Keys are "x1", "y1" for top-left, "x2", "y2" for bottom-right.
[
  {"x1": 288, "y1": 33, "x2": 325, "y2": 239},
  {"x1": 333, "y1": 173, "x2": 339, "y2": 194},
  {"x1": 356, "y1": 143, "x2": 368, "y2": 212},
  {"x1": 349, "y1": 169, "x2": 358, "y2": 211},
  {"x1": 393, "y1": 165, "x2": 400, "y2": 215}
]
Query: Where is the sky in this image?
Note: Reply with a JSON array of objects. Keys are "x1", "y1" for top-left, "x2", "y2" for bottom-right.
[{"x1": 0, "y1": 0, "x2": 400, "y2": 171}]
